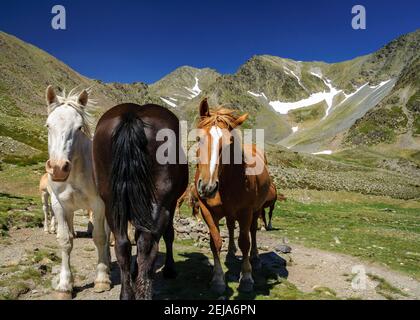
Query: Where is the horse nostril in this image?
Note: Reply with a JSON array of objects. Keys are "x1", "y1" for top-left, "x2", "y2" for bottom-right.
[
  {"x1": 62, "y1": 161, "x2": 70, "y2": 172},
  {"x1": 46, "y1": 160, "x2": 52, "y2": 169}
]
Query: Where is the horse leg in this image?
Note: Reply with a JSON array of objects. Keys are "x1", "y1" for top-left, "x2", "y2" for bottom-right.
[
  {"x1": 114, "y1": 224, "x2": 135, "y2": 300},
  {"x1": 50, "y1": 206, "x2": 56, "y2": 234},
  {"x1": 41, "y1": 191, "x2": 50, "y2": 233},
  {"x1": 92, "y1": 199, "x2": 111, "y2": 293},
  {"x1": 250, "y1": 211, "x2": 262, "y2": 270},
  {"x1": 135, "y1": 231, "x2": 158, "y2": 300},
  {"x1": 175, "y1": 197, "x2": 184, "y2": 216},
  {"x1": 67, "y1": 211, "x2": 75, "y2": 238},
  {"x1": 267, "y1": 204, "x2": 275, "y2": 231},
  {"x1": 226, "y1": 217, "x2": 237, "y2": 262},
  {"x1": 163, "y1": 218, "x2": 177, "y2": 279},
  {"x1": 261, "y1": 208, "x2": 268, "y2": 231},
  {"x1": 238, "y1": 211, "x2": 254, "y2": 293},
  {"x1": 200, "y1": 204, "x2": 225, "y2": 294},
  {"x1": 51, "y1": 195, "x2": 74, "y2": 299}
]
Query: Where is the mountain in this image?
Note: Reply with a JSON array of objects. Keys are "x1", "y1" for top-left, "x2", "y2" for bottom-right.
[{"x1": 0, "y1": 29, "x2": 419, "y2": 165}]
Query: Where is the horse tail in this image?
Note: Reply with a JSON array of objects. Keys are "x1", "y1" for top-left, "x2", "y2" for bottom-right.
[{"x1": 110, "y1": 112, "x2": 156, "y2": 236}]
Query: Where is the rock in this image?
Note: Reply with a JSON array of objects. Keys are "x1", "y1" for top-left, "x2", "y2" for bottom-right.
[
  {"x1": 275, "y1": 244, "x2": 292, "y2": 254},
  {"x1": 38, "y1": 264, "x2": 48, "y2": 275},
  {"x1": 380, "y1": 208, "x2": 396, "y2": 213},
  {"x1": 190, "y1": 232, "x2": 199, "y2": 240},
  {"x1": 178, "y1": 218, "x2": 190, "y2": 226}
]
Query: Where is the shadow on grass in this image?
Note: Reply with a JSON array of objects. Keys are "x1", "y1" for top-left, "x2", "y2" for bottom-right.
[{"x1": 0, "y1": 192, "x2": 25, "y2": 200}]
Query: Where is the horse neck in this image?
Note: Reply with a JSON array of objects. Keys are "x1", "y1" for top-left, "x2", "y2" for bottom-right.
[
  {"x1": 219, "y1": 143, "x2": 246, "y2": 183},
  {"x1": 69, "y1": 134, "x2": 93, "y2": 182}
]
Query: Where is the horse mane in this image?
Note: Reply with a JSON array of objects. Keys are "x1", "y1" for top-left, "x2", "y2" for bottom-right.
[
  {"x1": 198, "y1": 107, "x2": 240, "y2": 129},
  {"x1": 48, "y1": 87, "x2": 97, "y2": 138}
]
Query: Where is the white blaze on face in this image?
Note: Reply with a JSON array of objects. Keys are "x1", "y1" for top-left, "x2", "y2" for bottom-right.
[
  {"x1": 209, "y1": 126, "x2": 223, "y2": 177},
  {"x1": 47, "y1": 105, "x2": 83, "y2": 160}
]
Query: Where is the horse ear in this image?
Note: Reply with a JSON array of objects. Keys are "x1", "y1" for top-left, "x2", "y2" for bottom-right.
[
  {"x1": 46, "y1": 85, "x2": 57, "y2": 106},
  {"x1": 78, "y1": 90, "x2": 89, "y2": 107},
  {"x1": 232, "y1": 113, "x2": 248, "y2": 128},
  {"x1": 199, "y1": 98, "x2": 210, "y2": 117}
]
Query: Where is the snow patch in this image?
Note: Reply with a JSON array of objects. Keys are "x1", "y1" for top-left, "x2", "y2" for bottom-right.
[
  {"x1": 312, "y1": 150, "x2": 333, "y2": 155},
  {"x1": 270, "y1": 70, "x2": 341, "y2": 117},
  {"x1": 343, "y1": 83, "x2": 369, "y2": 100},
  {"x1": 369, "y1": 79, "x2": 392, "y2": 89},
  {"x1": 184, "y1": 77, "x2": 201, "y2": 99},
  {"x1": 284, "y1": 67, "x2": 306, "y2": 90},
  {"x1": 247, "y1": 91, "x2": 268, "y2": 100},
  {"x1": 160, "y1": 97, "x2": 177, "y2": 108}
]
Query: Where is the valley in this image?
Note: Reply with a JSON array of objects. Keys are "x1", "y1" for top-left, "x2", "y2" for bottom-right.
[{"x1": 0, "y1": 28, "x2": 419, "y2": 300}]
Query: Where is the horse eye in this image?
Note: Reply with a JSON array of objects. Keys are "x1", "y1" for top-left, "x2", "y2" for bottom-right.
[
  {"x1": 196, "y1": 136, "x2": 200, "y2": 142},
  {"x1": 78, "y1": 126, "x2": 83, "y2": 131}
]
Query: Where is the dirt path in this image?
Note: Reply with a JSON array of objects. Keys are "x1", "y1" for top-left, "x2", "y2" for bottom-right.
[{"x1": 0, "y1": 212, "x2": 419, "y2": 300}]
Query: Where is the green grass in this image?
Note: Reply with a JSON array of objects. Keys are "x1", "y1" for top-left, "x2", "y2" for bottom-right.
[
  {"x1": 346, "y1": 106, "x2": 408, "y2": 146},
  {"x1": 289, "y1": 102, "x2": 326, "y2": 123},
  {"x1": 0, "y1": 192, "x2": 43, "y2": 236},
  {"x1": 0, "y1": 162, "x2": 45, "y2": 197},
  {"x1": 0, "y1": 249, "x2": 56, "y2": 300},
  {"x1": 367, "y1": 273, "x2": 409, "y2": 300},
  {"x1": 269, "y1": 192, "x2": 420, "y2": 280},
  {"x1": 413, "y1": 116, "x2": 420, "y2": 135}
]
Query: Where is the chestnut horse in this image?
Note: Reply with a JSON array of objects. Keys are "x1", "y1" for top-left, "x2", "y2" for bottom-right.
[
  {"x1": 260, "y1": 182, "x2": 285, "y2": 231},
  {"x1": 195, "y1": 99, "x2": 271, "y2": 294},
  {"x1": 92, "y1": 103, "x2": 188, "y2": 300}
]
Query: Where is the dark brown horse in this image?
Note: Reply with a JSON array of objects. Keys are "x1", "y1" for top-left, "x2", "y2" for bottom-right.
[
  {"x1": 92, "y1": 103, "x2": 188, "y2": 300},
  {"x1": 194, "y1": 99, "x2": 271, "y2": 294}
]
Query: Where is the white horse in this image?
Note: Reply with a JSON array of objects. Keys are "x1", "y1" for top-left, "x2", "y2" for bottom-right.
[{"x1": 45, "y1": 85, "x2": 111, "y2": 299}]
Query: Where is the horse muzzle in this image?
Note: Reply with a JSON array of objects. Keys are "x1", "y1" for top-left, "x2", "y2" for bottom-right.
[
  {"x1": 46, "y1": 159, "x2": 72, "y2": 182},
  {"x1": 197, "y1": 179, "x2": 219, "y2": 200}
]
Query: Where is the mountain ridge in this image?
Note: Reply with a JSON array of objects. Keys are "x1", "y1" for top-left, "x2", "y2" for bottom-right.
[{"x1": 0, "y1": 29, "x2": 419, "y2": 163}]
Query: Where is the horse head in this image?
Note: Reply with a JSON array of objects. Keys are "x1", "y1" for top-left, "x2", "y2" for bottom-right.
[
  {"x1": 195, "y1": 98, "x2": 248, "y2": 199},
  {"x1": 45, "y1": 85, "x2": 93, "y2": 182}
]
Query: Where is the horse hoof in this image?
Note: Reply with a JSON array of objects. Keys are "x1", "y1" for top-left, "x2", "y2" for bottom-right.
[
  {"x1": 210, "y1": 281, "x2": 226, "y2": 295},
  {"x1": 55, "y1": 291, "x2": 72, "y2": 300},
  {"x1": 238, "y1": 279, "x2": 254, "y2": 293},
  {"x1": 94, "y1": 282, "x2": 111, "y2": 293},
  {"x1": 163, "y1": 266, "x2": 177, "y2": 279}
]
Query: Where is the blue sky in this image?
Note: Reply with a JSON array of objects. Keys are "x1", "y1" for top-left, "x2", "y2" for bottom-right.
[{"x1": 1, "y1": 0, "x2": 419, "y2": 83}]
